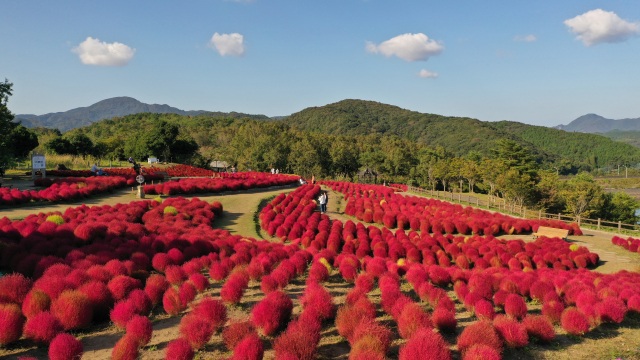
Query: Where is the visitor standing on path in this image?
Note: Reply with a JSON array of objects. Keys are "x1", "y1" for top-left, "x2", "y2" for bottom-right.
[{"x1": 318, "y1": 191, "x2": 327, "y2": 214}]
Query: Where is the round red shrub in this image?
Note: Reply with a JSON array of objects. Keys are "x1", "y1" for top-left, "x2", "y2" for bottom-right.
[
  {"x1": 49, "y1": 333, "x2": 83, "y2": 360},
  {"x1": 23, "y1": 311, "x2": 63, "y2": 343},
  {"x1": 0, "y1": 303, "x2": 24, "y2": 345},
  {"x1": 273, "y1": 321, "x2": 320, "y2": 360},
  {"x1": 165, "y1": 265, "x2": 187, "y2": 285},
  {"x1": 432, "y1": 306, "x2": 457, "y2": 333},
  {"x1": 165, "y1": 338, "x2": 194, "y2": 360},
  {"x1": 300, "y1": 282, "x2": 335, "y2": 320},
  {"x1": 125, "y1": 315, "x2": 153, "y2": 346},
  {"x1": 111, "y1": 300, "x2": 137, "y2": 329},
  {"x1": 561, "y1": 307, "x2": 590, "y2": 336},
  {"x1": 232, "y1": 333, "x2": 264, "y2": 360},
  {"x1": 457, "y1": 320, "x2": 502, "y2": 356},
  {"x1": 179, "y1": 314, "x2": 215, "y2": 350},
  {"x1": 462, "y1": 344, "x2": 501, "y2": 360},
  {"x1": 0, "y1": 273, "x2": 32, "y2": 304},
  {"x1": 22, "y1": 289, "x2": 51, "y2": 318},
  {"x1": 50, "y1": 290, "x2": 93, "y2": 331},
  {"x1": 162, "y1": 287, "x2": 185, "y2": 316},
  {"x1": 108, "y1": 275, "x2": 142, "y2": 301},
  {"x1": 178, "y1": 282, "x2": 197, "y2": 307},
  {"x1": 112, "y1": 334, "x2": 140, "y2": 360},
  {"x1": 192, "y1": 297, "x2": 228, "y2": 330},
  {"x1": 595, "y1": 297, "x2": 627, "y2": 324},
  {"x1": 398, "y1": 302, "x2": 432, "y2": 339},
  {"x1": 493, "y1": 315, "x2": 529, "y2": 348},
  {"x1": 542, "y1": 300, "x2": 564, "y2": 324},
  {"x1": 399, "y1": 328, "x2": 451, "y2": 360},
  {"x1": 188, "y1": 273, "x2": 209, "y2": 292},
  {"x1": 504, "y1": 294, "x2": 528, "y2": 320},
  {"x1": 523, "y1": 315, "x2": 555, "y2": 343},
  {"x1": 474, "y1": 299, "x2": 495, "y2": 320},
  {"x1": 127, "y1": 289, "x2": 152, "y2": 316},
  {"x1": 223, "y1": 320, "x2": 255, "y2": 350},
  {"x1": 251, "y1": 290, "x2": 293, "y2": 336},
  {"x1": 351, "y1": 319, "x2": 392, "y2": 353}
]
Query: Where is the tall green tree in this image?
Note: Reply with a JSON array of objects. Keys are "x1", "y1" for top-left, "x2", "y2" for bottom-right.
[
  {"x1": 558, "y1": 172, "x2": 605, "y2": 218},
  {"x1": 0, "y1": 80, "x2": 39, "y2": 168},
  {"x1": 329, "y1": 138, "x2": 360, "y2": 178}
]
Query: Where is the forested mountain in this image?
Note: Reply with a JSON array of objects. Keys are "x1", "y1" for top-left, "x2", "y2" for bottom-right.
[
  {"x1": 491, "y1": 121, "x2": 640, "y2": 169},
  {"x1": 283, "y1": 99, "x2": 640, "y2": 168},
  {"x1": 14, "y1": 96, "x2": 269, "y2": 131},
  {"x1": 556, "y1": 113, "x2": 640, "y2": 133},
  {"x1": 283, "y1": 99, "x2": 536, "y2": 158}
]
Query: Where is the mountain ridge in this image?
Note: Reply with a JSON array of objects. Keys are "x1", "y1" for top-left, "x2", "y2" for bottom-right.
[
  {"x1": 556, "y1": 113, "x2": 640, "y2": 133},
  {"x1": 14, "y1": 96, "x2": 269, "y2": 131}
]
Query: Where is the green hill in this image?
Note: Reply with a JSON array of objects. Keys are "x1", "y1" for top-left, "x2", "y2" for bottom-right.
[
  {"x1": 283, "y1": 99, "x2": 535, "y2": 157},
  {"x1": 283, "y1": 99, "x2": 640, "y2": 169}
]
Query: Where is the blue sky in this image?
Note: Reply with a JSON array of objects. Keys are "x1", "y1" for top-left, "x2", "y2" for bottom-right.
[{"x1": 1, "y1": 1, "x2": 639, "y2": 127}]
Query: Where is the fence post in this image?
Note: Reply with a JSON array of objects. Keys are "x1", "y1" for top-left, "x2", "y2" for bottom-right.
[
  {"x1": 538, "y1": 210, "x2": 542, "y2": 219},
  {"x1": 458, "y1": 193, "x2": 461, "y2": 202},
  {"x1": 619, "y1": 221, "x2": 622, "y2": 232},
  {"x1": 597, "y1": 218, "x2": 601, "y2": 230},
  {"x1": 476, "y1": 197, "x2": 479, "y2": 207},
  {"x1": 557, "y1": 213, "x2": 561, "y2": 220},
  {"x1": 577, "y1": 215, "x2": 581, "y2": 226}
]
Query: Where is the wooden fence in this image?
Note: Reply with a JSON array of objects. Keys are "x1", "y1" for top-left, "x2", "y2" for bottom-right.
[{"x1": 407, "y1": 186, "x2": 638, "y2": 235}]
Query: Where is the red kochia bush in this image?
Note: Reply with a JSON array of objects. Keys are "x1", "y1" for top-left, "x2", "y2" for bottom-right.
[
  {"x1": 595, "y1": 297, "x2": 627, "y2": 324},
  {"x1": 493, "y1": 315, "x2": 529, "y2": 348},
  {"x1": 223, "y1": 321, "x2": 255, "y2": 350},
  {"x1": 125, "y1": 315, "x2": 153, "y2": 346},
  {"x1": 179, "y1": 314, "x2": 215, "y2": 350},
  {"x1": 0, "y1": 273, "x2": 32, "y2": 304},
  {"x1": 523, "y1": 315, "x2": 555, "y2": 343},
  {"x1": 22, "y1": 289, "x2": 51, "y2": 318},
  {"x1": 112, "y1": 334, "x2": 140, "y2": 360},
  {"x1": 191, "y1": 297, "x2": 228, "y2": 330},
  {"x1": 0, "y1": 303, "x2": 24, "y2": 345},
  {"x1": 49, "y1": 333, "x2": 83, "y2": 360},
  {"x1": 165, "y1": 338, "x2": 194, "y2": 360},
  {"x1": 23, "y1": 311, "x2": 63, "y2": 343},
  {"x1": 560, "y1": 307, "x2": 590, "y2": 336},
  {"x1": 462, "y1": 344, "x2": 502, "y2": 360},
  {"x1": 273, "y1": 319, "x2": 320, "y2": 360},
  {"x1": 397, "y1": 302, "x2": 431, "y2": 339},
  {"x1": 221, "y1": 271, "x2": 250, "y2": 304},
  {"x1": 50, "y1": 290, "x2": 93, "y2": 331},
  {"x1": 163, "y1": 287, "x2": 185, "y2": 316},
  {"x1": 351, "y1": 319, "x2": 392, "y2": 353},
  {"x1": 108, "y1": 275, "x2": 142, "y2": 301},
  {"x1": 251, "y1": 290, "x2": 293, "y2": 336},
  {"x1": 231, "y1": 333, "x2": 264, "y2": 360},
  {"x1": 111, "y1": 300, "x2": 137, "y2": 329},
  {"x1": 432, "y1": 306, "x2": 457, "y2": 332},
  {"x1": 399, "y1": 328, "x2": 452, "y2": 360},
  {"x1": 299, "y1": 282, "x2": 335, "y2": 320},
  {"x1": 457, "y1": 320, "x2": 503, "y2": 356},
  {"x1": 504, "y1": 294, "x2": 528, "y2": 320}
]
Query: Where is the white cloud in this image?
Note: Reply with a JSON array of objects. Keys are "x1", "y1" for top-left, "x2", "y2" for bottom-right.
[
  {"x1": 72, "y1": 37, "x2": 135, "y2": 66},
  {"x1": 366, "y1": 33, "x2": 443, "y2": 62},
  {"x1": 564, "y1": 9, "x2": 639, "y2": 46},
  {"x1": 514, "y1": 34, "x2": 537, "y2": 42},
  {"x1": 208, "y1": 32, "x2": 245, "y2": 57},
  {"x1": 418, "y1": 69, "x2": 438, "y2": 78}
]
